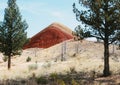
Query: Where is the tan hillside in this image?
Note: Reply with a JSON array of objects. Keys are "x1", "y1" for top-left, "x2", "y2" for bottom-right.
[
  {"x1": 49, "y1": 22, "x2": 73, "y2": 35},
  {"x1": 0, "y1": 40, "x2": 120, "y2": 84}
]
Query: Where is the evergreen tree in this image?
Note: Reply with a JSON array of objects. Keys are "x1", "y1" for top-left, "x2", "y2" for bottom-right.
[
  {"x1": 0, "y1": 0, "x2": 28, "y2": 69},
  {"x1": 73, "y1": 25, "x2": 91, "y2": 53},
  {"x1": 73, "y1": 0, "x2": 120, "y2": 76},
  {"x1": 73, "y1": 25, "x2": 91, "y2": 40}
]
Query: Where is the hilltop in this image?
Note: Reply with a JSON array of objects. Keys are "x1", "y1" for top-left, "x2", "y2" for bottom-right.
[{"x1": 23, "y1": 22, "x2": 73, "y2": 49}]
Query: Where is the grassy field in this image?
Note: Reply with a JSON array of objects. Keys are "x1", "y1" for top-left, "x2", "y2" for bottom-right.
[{"x1": 0, "y1": 40, "x2": 120, "y2": 85}]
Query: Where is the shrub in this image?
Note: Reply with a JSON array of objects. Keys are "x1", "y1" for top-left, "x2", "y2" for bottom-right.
[
  {"x1": 42, "y1": 61, "x2": 51, "y2": 68},
  {"x1": 3, "y1": 56, "x2": 8, "y2": 62},
  {"x1": 57, "y1": 79, "x2": 66, "y2": 85},
  {"x1": 72, "y1": 53, "x2": 76, "y2": 57},
  {"x1": 89, "y1": 70, "x2": 96, "y2": 79},
  {"x1": 50, "y1": 72, "x2": 58, "y2": 81},
  {"x1": 70, "y1": 67, "x2": 76, "y2": 73},
  {"x1": 71, "y1": 79, "x2": 79, "y2": 85},
  {"x1": 26, "y1": 56, "x2": 31, "y2": 62},
  {"x1": 28, "y1": 63, "x2": 38, "y2": 71},
  {"x1": 36, "y1": 76, "x2": 48, "y2": 84}
]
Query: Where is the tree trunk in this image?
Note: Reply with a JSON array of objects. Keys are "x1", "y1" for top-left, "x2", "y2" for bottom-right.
[
  {"x1": 61, "y1": 42, "x2": 66, "y2": 61},
  {"x1": 103, "y1": 41, "x2": 110, "y2": 76},
  {"x1": 118, "y1": 44, "x2": 120, "y2": 49},
  {"x1": 8, "y1": 55, "x2": 11, "y2": 70},
  {"x1": 75, "y1": 41, "x2": 79, "y2": 53},
  {"x1": 112, "y1": 44, "x2": 114, "y2": 54}
]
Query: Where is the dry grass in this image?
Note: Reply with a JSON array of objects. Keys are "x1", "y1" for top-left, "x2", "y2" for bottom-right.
[{"x1": 0, "y1": 40, "x2": 119, "y2": 84}]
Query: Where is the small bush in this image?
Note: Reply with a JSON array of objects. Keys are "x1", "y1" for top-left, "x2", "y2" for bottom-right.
[
  {"x1": 43, "y1": 61, "x2": 51, "y2": 68},
  {"x1": 21, "y1": 80, "x2": 26, "y2": 84},
  {"x1": 50, "y1": 72, "x2": 58, "y2": 81},
  {"x1": 28, "y1": 63, "x2": 38, "y2": 71},
  {"x1": 26, "y1": 56, "x2": 31, "y2": 62},
  {"x1": 57, "y1": 79, "x2": 66, "y2": 85},
  {"x1": 71, "y1": 79, "x2": 79, "y2": 85},
  {"x1": 89, "y1": 70, "x2": 96, "y2": 79},
  {"x1": 70, "y1": 67, "x2": 76, "y2": 73},
  {"x1": 72, "y1": 53, "x2": 76, "y2": 57},
  {"x1": 36, "y1": 76, "x2": 48, "y2": 84},
  {"x1": 3, "y1": 56, "x2": 8, "y2": 62}
]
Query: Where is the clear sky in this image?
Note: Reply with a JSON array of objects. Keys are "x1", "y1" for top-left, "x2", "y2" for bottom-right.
[{"x1": 0, "y1": 0, "x2": 80, "y2": 37}]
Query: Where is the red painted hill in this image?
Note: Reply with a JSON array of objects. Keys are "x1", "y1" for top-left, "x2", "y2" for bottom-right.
[{"x1": 23, "y1": 22, "x2": 74, "y2": 49}]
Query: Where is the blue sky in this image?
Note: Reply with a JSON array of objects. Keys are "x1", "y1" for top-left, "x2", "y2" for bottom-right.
[{"x1": 0, "y1": 0, "x2": 80, "y2": 37}]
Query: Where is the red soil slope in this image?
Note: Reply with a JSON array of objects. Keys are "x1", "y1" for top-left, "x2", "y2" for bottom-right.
[{"x1": 23, "y1": 23, "x2": 73, "y2": 49}]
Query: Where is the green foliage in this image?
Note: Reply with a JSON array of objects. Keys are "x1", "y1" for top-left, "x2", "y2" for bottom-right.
[
  {"x1": 50, "y1": 72, "x2": 58, "y2": 80},
  {"x1": 57, "y1": 79, "x2": 66, "y2": 85},
  {"x1": 70, "y1": 67, "x2": 76, "y2": 73},
  {"x1": 73, "y1": 25, "x2": 91, "y2": 40},
  {"x1": 26, "y1": 56, "x2": 31, "y2": 62},
  {"x1": 36, "y1": 76, "x2": 48, "y2": 84},
  {"x1": 28, "y1": 63, "x2": 38, "y2": 71},
  {"x1": 3, "y1": 56, "x2": 8, "y2": 62},
  {"x1": 73, "y1": 0, "x2": 120, "y2": 77},
  {"x1": 71, "y1": 79, "x2": 79, "y2": 85},
  {"x1": 24, "y1": 38, "x2": 30, "y2": 46},
  {"x1": 0, "y1": 0, "x2": 28, "y2": 69},
  {"x1": 73, "y1": 0, "x2": 120, "y2": 43},
  {"x1": 43, "y1": 61, "x2": 51, "y2": 68}
]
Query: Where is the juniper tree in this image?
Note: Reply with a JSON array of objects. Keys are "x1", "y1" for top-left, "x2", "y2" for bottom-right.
[
  {"x1": 73, "y1": 25, "x2": 90, "y2": 53},
  {"x1": 74, "y1": 25, "x2": 91, "y2": 40},
  {"x1": 73, "y1": 0, "x2": 120, "y2": 76},
  {"x1": 0, "y1": 0, "x2": 28, "y2": 69}
]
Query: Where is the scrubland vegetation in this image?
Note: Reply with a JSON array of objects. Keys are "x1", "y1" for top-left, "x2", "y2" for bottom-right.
[{"x1": 0, "y1": 40, "x2": 119, "y2": 85}]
